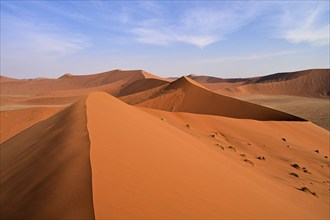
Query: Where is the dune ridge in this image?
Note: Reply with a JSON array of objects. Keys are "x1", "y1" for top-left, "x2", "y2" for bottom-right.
[
  {"x1": 0, "y1": 106, "x2": 63, "y2": 143},
  {"x1": 1, "y1": 92, "x2": 329, "y2": 219},
  {"x1": 190, "y1": 69, "x2": 329, "y2": 98},
  {"x1": 137, "y1": 76, "x2": 305, "y2": 121},
  {"x1": 0, "y1": 98, "x2": 94, "y2": 219},
  {"x1": 87, "y1": 92, "x2": 329, "y2": 219}
]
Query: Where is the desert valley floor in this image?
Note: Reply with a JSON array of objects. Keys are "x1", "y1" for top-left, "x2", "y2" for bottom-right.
[{"x1": 0, "y1": 69, "x2": 329, "y2": 219}]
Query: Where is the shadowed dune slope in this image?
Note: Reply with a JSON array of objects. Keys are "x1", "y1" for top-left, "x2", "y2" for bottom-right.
[
  {"x1": 0, "y1": 107, "x2": 63, "y2": 143},
  {"x1": 118, "y1": 78, "x2": 169, "y2": 97},
  {"x1": 137, "y1": 76, "x2": 305, "y2": 121},
  {"x1": 87, "y1": 92, "x2": 328, "y2": 219},
  {"x1": 0, "y1": 99, "x2": 94, "y2": 219}
]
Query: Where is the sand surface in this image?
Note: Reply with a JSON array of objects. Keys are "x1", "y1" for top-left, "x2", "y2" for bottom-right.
[
  {"x1": 0, "y1": 107, "x2": 63, "y2": 143},
  {"x1": 1, "y1": 68, "x2": 329, "y2": 219},
  {"x1": 87, "y1": 92, "x2": 329, "y2": 219},
  {"x1": 236, "y1": 95, "x2": 330, "y2": 130},
  {"x1": 1, "y1": 99, "x2": 94, "y2": 219}
]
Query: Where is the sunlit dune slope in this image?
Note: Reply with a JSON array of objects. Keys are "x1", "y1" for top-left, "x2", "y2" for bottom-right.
[{"x1": 87, "y1": 92, "x2": 329, "y2": 219}]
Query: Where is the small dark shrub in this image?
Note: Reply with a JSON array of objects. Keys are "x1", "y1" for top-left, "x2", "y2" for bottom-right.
[
  {"x1": 297, "y1": 187, "x2": 317, "y2": 197},
  {"x1": 215, "y1": 144, "x2": 224, "y2": 150},
  {"x1": 291, "y1": 163, "x2": 300, "y2": 169},
  {"x1": 228, "y1": 146, "x2": 236, "y2": 151},
  {"x1": 256, "y1": 156, "x2": 266, "y2": 160},
  {"x1": 302, "y1": 167, "x2": 311, "y2": 174},
  {"x1": 243, "y1": 158, "x2": 254, "y2": 165},
  {"x1": 289, "y1": 172, "x2": 299, "y2": 178}
]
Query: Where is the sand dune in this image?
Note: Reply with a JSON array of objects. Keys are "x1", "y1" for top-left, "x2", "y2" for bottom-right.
[
  {"x1": 1, "y1": 92, "x2": 328, "y2": 219},
  {"x1": 234, "y1": 69, "x2": 330, "y2": 98},
  {"x1": 1, "y1": 98, "x2": 94, "y2": 219},
  {"x1": 137, "y1": 76, "x2": 305, "y2": 121},
  {"x1": 0, "y1": 107, "x2": 63, "y2": 143},
  {"x1": 0, "y1": 70, "x2": 170, "y2": 109},
  {"x1": 0, "y1": 76, "x2": 17, "y2": 82},
  {"x1": 1, "y1": 68, "x2": 329, "y2": 219},
  {"x1": 0, "y1": 69, "x2": 167, "y2": 96},
  {"x1": 191, "y1": 69, "x2": 329, "y2": 98},
  {"x1": 237, "y1": 95, "x2": 330, "y2": 130},
  {"x1": 87, "y1": 92, "x2": 328, "y2": 219}
]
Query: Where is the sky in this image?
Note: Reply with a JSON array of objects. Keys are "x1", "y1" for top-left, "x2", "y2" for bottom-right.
[{"x1": 1, "y1": 0, "x2": 329, "y2": 79}]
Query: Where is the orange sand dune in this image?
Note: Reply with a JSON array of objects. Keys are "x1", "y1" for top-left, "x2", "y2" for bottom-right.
[
  {"x1": 0, "y1": 76, "x2": 17, "y2": 82},
  {"x1": 1, "y1": 92, "x2": 328, "y2": 219},
  {"x1": 0, "y1": 98, "x2": 94, "y2": 219},
  {"x1": 88, "y1": 92, "x2": 328, "y2": 219},
  {"x1": 233, "y1": 69, "x2": 330, "y2": 98},
  {"x1": 191, "y1": 69, "x2": 329, "y2": 98},
  {"x1": 1, "y1": 70, "x2": 171, "y2": 108},
  {"x1": 137, "y1": 76, "x2": 305, "y2": 121},
  {"x1": 0, "y1": 69, "x2": 168, "y2": 96},
  {"x1": 0, "y1": 107, "x2": 63, "y2": 143}
]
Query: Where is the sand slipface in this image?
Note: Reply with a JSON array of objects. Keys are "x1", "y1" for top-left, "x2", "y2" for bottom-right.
[
  {"x1": 0, "y1": 99, "x2": 94, "y2": 219},
  {"x1": 0, "y1": 107, "x2": 63, "y2": 143},
  {"x1": 86, "y1": 92, "x2": 329, "y2": 219},
  {"x1": 138, "y1": 76, "x2": 305, "y2": 121}
]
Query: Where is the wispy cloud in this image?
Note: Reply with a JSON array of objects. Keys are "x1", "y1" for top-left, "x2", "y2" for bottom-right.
[
  {"x1": 200, "y1": 50, "x2": 296, "y2": 64},
  {"x1": 1, "y1": 10, "x2": 89, "y2": 59},
  {"x1": 275, "y1": 1, "x2": 329, "y2": 45},
  {"x1": 131, "y1": 2, "x2": 263, "y2": 48}
]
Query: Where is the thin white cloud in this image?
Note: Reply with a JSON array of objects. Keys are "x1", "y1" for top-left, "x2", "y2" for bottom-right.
[
  {"x1": 131, "y1": 2, "x2": 263, "y2": 48},
  {"x1": 1, "y1": 14, "x2": 89, "y2": 59},
  {"x1": 200, "y1": 50, "x2": 296, "y2": 64},
  {"x1": 276, "y1": 2, "x2": 329, "y2": 45}
]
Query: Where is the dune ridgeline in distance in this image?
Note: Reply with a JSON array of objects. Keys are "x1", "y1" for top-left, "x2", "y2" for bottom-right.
[{"x1": 1, "y1": 68, "x2": 329, "y2": 219}]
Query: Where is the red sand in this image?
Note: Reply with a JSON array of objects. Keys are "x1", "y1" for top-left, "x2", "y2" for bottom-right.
[{"x1": 1, "y1": 68, "x2": 329, "y2": 219}]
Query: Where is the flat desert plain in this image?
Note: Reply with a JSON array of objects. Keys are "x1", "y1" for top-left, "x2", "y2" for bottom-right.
[{"x1": 1, "y1": 69, "x2": 329, "y2": 219}]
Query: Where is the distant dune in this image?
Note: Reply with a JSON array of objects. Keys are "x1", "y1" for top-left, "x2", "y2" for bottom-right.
[
  {"x1": 0, "y1": 76, "x2": 17, "y2": 82},
  {"x1": 190, "y1": 69, "x2": 329, "y2": 98},
  {"x1": 136, "y1": 76, "x2": 305, "y2": 121},
  {"x1": 0, "y1": 69, "x2": 169, "y2": 96}
]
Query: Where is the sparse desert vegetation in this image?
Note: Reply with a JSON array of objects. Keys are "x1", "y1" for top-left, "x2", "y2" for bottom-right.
[
  {"x1": 297, "y1": 187, "x2": 317, "y2": 197},
  {"x1": 289, "y1": 172, "x2": 299, "y2": 178},
  {"x1": 256, "y1": 156, "x2": 266, "y2": 160},
  {"x1": 243, "y1": 158, "x2": 254, "y2": 166},
  {"x1": 228, "y1": 146, "x2": 236, "y2": 152},
  {"x1": 215, "y1": 143, "x2": 224, "y2": 150},
  {"x1": 1, "y1": 1, "x2": 329, "y2": 218},
  {"x1": 291, "y1": 163, "x2": 300, "y2": 169}
]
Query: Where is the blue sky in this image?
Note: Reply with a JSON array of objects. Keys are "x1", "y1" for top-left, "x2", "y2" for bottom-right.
[{"x1": 1, "y1": 1, "x2": 329, "y2": 78}]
